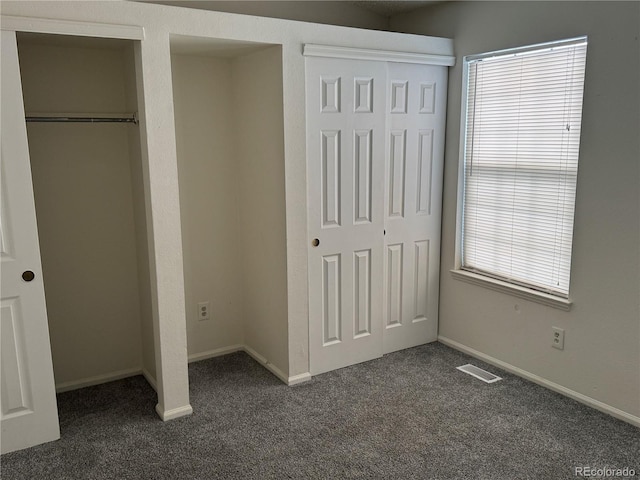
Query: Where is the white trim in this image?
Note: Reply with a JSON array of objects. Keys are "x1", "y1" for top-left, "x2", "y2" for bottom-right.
[
  {"x1": 464, "y1": 36, "x2": 588, "y2": 63},
  {"x1": 454, "y1": 56, "x2": 470, "y2": 270},
  {"x1": 55, "y1": 367, "x2": 142, "y2": 393},
  {"x1": 54, "y1": 343, "x2": 309, "y2": 395},
  {"x1": 242, "y1": 345, "x2": 311, "y2": 386},
  {"x1": 243, "y1": 345, "x2": 288, "y2": 384},
  {"x1": 155, "y1": 403, "x2": 193, "y2": 421},
  {"x1": 303, "y1": 44, "x2": 455, "y2": 66},
  {"x1": 188, "y1": 345, "x2": 244, "y2": 363},
  {"x1": 438, "y1": 336, "x2": 640, "y2": 428},
  {"x1": 287, "y1": 372, "x2": 312, "y2": 386},
  {"x1": 1, "y1": 15, "x2": 144, "y2": 40},
  {"x1": 141, "y1": 368, "x2": 158, "y2": 392},
  {"x1": 450, "y1": 269, "x2": 573, "y2": 311},
  {"x1": 189, "y1": 345, "x2": 312, "y2": 386}
]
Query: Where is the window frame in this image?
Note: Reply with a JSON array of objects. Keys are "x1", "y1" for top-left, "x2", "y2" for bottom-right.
[{"x1": 452, "y1": 37, "x2": 588, "y2": 311}]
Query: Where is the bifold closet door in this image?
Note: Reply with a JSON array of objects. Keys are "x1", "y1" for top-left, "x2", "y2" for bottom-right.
[
  {"x1": 306, "y1": 57, "x2": 387, "y2": 375},
  {"x1": 383, "y1": 63, "x2": 446, "y2": 354},
  {"x1": 0, "y1": 30, "x2": 60, "y2": 454},
  {"x1": 307, "y1": 57, "x2": 446, "y2": 375}
]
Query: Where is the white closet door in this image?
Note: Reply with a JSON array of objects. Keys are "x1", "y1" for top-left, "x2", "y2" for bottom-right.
[
  {"x1": 306, "y1": 57, "x2": 387, "y2": 375},
  {"x1": 1, "y1": 30, "x2": 60, "y2": 454},
  {"x1": 383, "y1": 63, "x2": 446, "y2": 354}
]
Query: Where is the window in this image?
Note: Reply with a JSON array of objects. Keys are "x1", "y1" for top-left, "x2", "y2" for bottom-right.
[{"x1": 457, "y1": 37, "x2": 588, "y2": 301}]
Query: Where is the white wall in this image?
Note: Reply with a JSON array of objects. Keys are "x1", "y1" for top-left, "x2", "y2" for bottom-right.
[
  {"x1": 171, "y1": 53, "x2": 245, "y2": 357},
  {"x1": 18, "y1": 39, "x2": 146, "y2": 388},
  {"x1": 391, "y1": 1, "x2": 640, "y2": 421},
  {"x1": 233, "y1": 46, "x2": 288, "y2": 376}
]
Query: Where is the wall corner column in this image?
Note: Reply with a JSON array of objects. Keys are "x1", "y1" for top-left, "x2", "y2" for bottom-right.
[
  {"x1": 282, "y1": 45, "x2": 311, "y2": 379},
  {"x1": 135, "y1": 31, "x2": 192, "y2": 420}
]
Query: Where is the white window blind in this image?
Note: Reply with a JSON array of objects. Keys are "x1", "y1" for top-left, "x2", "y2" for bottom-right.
[{"x1": 461, "y1": 38, "x2": 587, "y2": 297}]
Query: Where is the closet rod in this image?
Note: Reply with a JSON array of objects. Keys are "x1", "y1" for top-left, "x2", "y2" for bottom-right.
[{"x1": 25, "y1": 114, "x2": 138, "y2": 124}]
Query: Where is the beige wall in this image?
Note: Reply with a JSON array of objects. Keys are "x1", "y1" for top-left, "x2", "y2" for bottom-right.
[
  {"x1": 19, "y1": 39, "x2": 147, "y2": 388},
  {"x1": 124, "y1": 45, "x2": 156, "y2": 383},
  {"x1": 171, "y1": 46, "x2": 288, "y2": 374},
  {"x1": 233, "y1": 46, "x2": 288, "y2": 375},
  {"x1": 171, "y1": 54, "x2": 245, "y2": 357},
  {"x1": 391, "y1": 1, "x2": 640, "y2": 419}
]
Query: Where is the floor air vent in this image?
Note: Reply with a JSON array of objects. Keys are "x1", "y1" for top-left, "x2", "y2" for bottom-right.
[{"x1": 457, "y1": 364, "x2": 502, "y2": 383}]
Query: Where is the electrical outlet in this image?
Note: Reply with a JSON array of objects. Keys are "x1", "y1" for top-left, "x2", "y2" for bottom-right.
[
  {"x1": 197, "y1": 301, "x2": 210, "y2": 321},
  {"x1": 552, "y1": 326, "x2": 564, "y2": 350}
]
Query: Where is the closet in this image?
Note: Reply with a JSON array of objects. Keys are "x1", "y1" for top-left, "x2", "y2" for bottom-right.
[
  {"x1": 305, "y1": 48, "x2": 448, "y2": 374},
  {"x1": 169, "y1": 36, "x2": 289, "y2": 370},
  {"x1": 16, "y1": 32, "x2": 152, "y2": 398},
  {"x1": 1, "y1": 0, "x2": 455, "y2": 454}
]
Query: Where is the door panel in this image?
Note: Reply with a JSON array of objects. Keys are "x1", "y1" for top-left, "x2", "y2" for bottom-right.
[
  {"x1": 307, "y1": 57, "x2": 386, "y2": 375},
  {"x1": 1, "y1": 30, "x2": 60, "y2": 454},
  {"x1": 307, "y1": 58, "x2": 447, "y2": 374},
  {"x1": 383, "y1": 63, "x2": 446, "y2": 354}
]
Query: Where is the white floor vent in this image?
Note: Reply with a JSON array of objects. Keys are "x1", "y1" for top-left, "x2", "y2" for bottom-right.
[{"x1": 457, "y1": 364, "x2": 502, "y2": 383}]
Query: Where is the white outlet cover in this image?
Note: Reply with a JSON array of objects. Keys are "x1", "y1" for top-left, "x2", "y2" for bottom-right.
[
  {"x1": 197, "y1": 301, "x2": 210, "y2": 321},
  {"x1": 552, "y1": 326, "x2": 564, "y2": 350}
]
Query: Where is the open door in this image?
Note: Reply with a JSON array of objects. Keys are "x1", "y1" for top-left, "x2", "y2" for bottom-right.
[{"x1": 1, "y1": 29, "x2": 60, "y2": 454}]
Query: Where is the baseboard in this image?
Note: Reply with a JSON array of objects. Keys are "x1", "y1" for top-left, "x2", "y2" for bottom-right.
[
  {"x1": 55, "y1": 344, "x2": 308, "y2": 395},
  {"x1": 188, "y1": 345, "x2": 244, "y2": 363},
  {"x1": 287, "y1": 372, "x2": 312, "y2": 385},
  {"x1": 438, "y1": 336, "x2": 640, "y2": 428},
  {"x1": 141, "y1": 368, "x2": 157, "y2": 392},
  {"x1": 242, "y1": 345, "x2": 311, "y2": 386},
  {"x1": 243, "y1": 345, "x2": 288, "y2": 384},
  {"x1": 155, "y1": 403, "x2": 193, "y2": 421},
  {"x1": 55, "y1": 367, "x2": 142, "y2": 393}
]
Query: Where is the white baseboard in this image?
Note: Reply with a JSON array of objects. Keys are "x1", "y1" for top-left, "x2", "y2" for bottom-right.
[
  {"x1": 242, "y1": 345, "x2": 311, "y2": 386},
  {"x1": 141, "y1": 368, "x2": 157, "y2": 392},
  {"x1": 188, "y1": 345, "x2": 244, "y2": 363},
  {"x1": 243, "y1": 345, "x2": 288, "y2": 384},
  {"x1": 287, "y1": 372, "x2": 312, "y2": 385},
  {"x1": 155, "y1": 403, "x2": 193, "y2": 421},
  {"x1": 55, "y1": 367, "x2": 142, "y2": 393},
  {"x1": 55, "y1": 343, "x2": 310, "y2": 394},
  {"x1": 438, "y1": 336, "x2": 640, "y2": 428},
  {"x1": 188, "y1": 344, "x2": 311, "y2": 386}
]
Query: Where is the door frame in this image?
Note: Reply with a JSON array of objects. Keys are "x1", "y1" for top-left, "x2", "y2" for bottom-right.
[{"x1": 0, "y1": 15, "x2": 193, "y2": 432}]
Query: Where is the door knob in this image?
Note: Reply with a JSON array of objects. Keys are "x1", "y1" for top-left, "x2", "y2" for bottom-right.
[
  {"x1": 22, "y1": 270, "x2": 35, "y2": 282},
  {"x1": 311, "y1": 238, "x2": 320, "y2": 247}
]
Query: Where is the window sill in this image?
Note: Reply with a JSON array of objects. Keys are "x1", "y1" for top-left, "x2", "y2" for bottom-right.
[{"x1": 450, "y1": 269, "x2": 572, "y2": 311}]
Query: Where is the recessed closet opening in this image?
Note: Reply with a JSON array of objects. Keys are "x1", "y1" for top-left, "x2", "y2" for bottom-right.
[
  {"x1": 170, "y1": 36, "x2": 290, "y2": 376},
  {"x1": 16, "y1": 33, "x2": 156, "y2": 393}
]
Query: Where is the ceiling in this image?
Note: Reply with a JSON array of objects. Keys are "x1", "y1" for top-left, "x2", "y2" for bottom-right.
[
  {"x1": 137, "y1": 1, "x2": 441, "y2": 20},
  {"x1": 348, "y1": 1, "x2": 440, "y2": 17}
]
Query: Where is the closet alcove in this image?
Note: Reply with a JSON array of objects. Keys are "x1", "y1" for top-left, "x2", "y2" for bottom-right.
[
  {"x1": 170, "y1": 36, "x2": 289, "y2": 370},
  {"x1": 16, "y1": 32, "x2": 156, "y2": 392}
]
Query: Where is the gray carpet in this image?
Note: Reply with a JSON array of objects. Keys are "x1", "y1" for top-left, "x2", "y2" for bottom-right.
[{"x1": 1, "y1": 343, "x2": 638, "y2": 479}]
